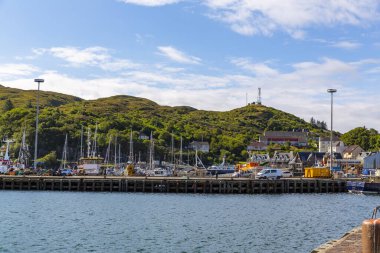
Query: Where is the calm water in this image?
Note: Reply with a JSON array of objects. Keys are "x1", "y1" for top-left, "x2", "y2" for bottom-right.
[{"x1": 0, "y1": 191, "x2": 378, "y2": 253}]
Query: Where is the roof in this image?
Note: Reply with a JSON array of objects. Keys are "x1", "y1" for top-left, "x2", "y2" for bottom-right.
[
  {"x1": 263, "y1": 131, "x2": 308, "y2": 138},
  {"x1": 343, "y1": 145, "x2": 363, "y2": 153},
  {"x1": 248, "y1": 141, "x2": 267, "y2": 147},
  {"x1": 297, "y1": 152, "x2": 312, "y2": 162}
]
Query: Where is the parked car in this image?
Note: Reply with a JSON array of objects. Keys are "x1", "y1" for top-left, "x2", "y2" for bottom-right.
[
  {"x1": 282, "y1": 170, "x2": 293, "y2": 178},
  {"x1": 256, "y1": 168, "x2": 283, "y2": 179},
  {"x1": 60, "y1": 169, "x2": 73, "y2": 176}
]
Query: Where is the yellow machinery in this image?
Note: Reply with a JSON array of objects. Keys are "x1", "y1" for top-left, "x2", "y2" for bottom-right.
[
  {"x1": 125, "y1": 164, "x2": 134, "y2": 176},
  {"x1": 236, "y1": 162, "x2": 258, "y2": 172},
  {"x1": 304, "y1": 167, "x2": 331, "y2": 178}
]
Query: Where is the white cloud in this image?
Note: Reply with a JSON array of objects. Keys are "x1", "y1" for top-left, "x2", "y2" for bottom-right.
[
  {"x1": 291, "y1": 58, "x2": 356, "y2": 77},
  {"x1": 331, "y1": 41, "x2": 361, "y2": 50},
  {"x1": 157, "y1": 46, "x2": 201, "y2": 64},
  {"x1": 231, "y1": 58, "x2": 279, "y2": 76},
  {"x1": 49, "y1": 47, "x2": 110, "y2": 66},
  {"x1": 118, "y1": 0, "x2": 181, "y2": 7},
  {"x1": 33, "y1": 46, "x2": 139, "y2": 71},
  {"x1": 204, "y1": 0, "x2": 380, "y2": 38},
  {"x1": 0, "y1": 64, "x2": 38, "y2": 79},
  {"x1": 100, "y1": 59, "x2": 140, "y2": 71},
  {"x1": 3, "y1": 55, "x2": 380, "y2": 133}
]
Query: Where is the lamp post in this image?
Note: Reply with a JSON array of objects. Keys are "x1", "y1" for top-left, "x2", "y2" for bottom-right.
[
  {"x1": 34, "y1": 78, "x2": 44, "y2": 170},
  {"x1": 327, "y1": 89, "x2": 337, "y2": 173}
]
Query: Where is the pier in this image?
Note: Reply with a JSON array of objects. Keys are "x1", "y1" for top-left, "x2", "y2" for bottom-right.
[
  {"x1": 0, "y1": 176, "x2": 346, "y2": 194},
  {"x1": 311, "y1": 227, "x2": 361, "y2": 253}
]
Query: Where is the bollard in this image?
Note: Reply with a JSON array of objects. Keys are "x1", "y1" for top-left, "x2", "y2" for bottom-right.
[{"x1": 362, "y1": 206, "x2": 380, "y2": 253}]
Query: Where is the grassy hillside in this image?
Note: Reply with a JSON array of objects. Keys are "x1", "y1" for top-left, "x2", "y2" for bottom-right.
[
  {"x1": 0, "y1": 85, "x2": 82, "y2": 108},
  {"x1": 0, "y1": 87, "x2": 329, "y2": 166}
]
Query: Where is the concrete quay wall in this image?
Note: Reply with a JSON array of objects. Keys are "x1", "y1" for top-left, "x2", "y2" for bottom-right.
[{"x1": 0, "y1": 176, "x2": 347, "y2": 194}]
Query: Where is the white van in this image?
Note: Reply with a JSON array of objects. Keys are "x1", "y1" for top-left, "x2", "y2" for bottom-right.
[{"x1": 256, "y1": 168, "x2": 283, "y2": 179}]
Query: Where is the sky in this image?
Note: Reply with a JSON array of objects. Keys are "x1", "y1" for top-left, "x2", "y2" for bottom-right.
[{"x1": 0, "y1": 0, "x2": 380, "y2": 133}]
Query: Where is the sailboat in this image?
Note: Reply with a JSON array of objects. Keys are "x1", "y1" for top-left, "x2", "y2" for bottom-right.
[
  {"x1": 0, "y1": 138, "x2": 14, "y2": 174},
  {"x1": 113, "y1": 135, "x2": 123, "y2": 176},
  {"x1": 16, "y1": 128, "x2": 30, "y2": 170},
  {"x1": 125, "y1": 130, "x2": 138, "y2": 176},
  {"x1": 78, "y1": 124, "x2": 103, "y2": 175},
  {"x1": 146, "y1": 132, "x2": 172, "y2": 177},
  {"x1": 59, "y1": 134, "x2": 72, "y2": 176}
]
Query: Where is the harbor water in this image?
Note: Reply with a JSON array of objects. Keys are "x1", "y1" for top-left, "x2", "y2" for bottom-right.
[{"x1": 0, "y1": 191, "x2": 378, "y2": 253}]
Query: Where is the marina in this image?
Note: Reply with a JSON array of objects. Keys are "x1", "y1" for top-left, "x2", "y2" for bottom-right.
[{"x1": 0, "y1": 175, "x2": 347, "y2": 194}]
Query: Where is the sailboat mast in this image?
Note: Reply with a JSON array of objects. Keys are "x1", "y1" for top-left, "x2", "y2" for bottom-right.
[
  {"x1": 195, "y1": 148, "x2": 198, "y2": 167},
  {"x1": 92, "y1": 123, "x2": 98, "y2": 157},
  {"x1": 129, "y1": 130, "x2": 133, "y2": 163},
  {"x1": 180, "y1": 136, "x2": 183, "y2": 165},
  {"x1": 62, "y1": 134, "x2": 68, "y2": 169},
  {"x1": 114, "y1": 135, "x2": 117, "y2": 167},
  {"x1": 149, "y1": 132, "x2": 154, "y2": 170},
  {"x1": 80, "y1": 125, "x2": 83, "y2": 158},
  {"x1": 105, "y1": 135, "x2": 112, "y2": 167},
  {"x1": 18, "y1": 128, "x2": 29, "y2": 167},
  {"x1": 171, "y1": 133, "x2": 174, "y2": 165},
  {"x1": 3, "y1": 139, "x2": 14, "y2": 161},
  {"x1": 87, "y1": 127, "x2": 91, "y2": 158},
  {"x1": 118, "y1": 144, "x2": 121, "y2": 165}
]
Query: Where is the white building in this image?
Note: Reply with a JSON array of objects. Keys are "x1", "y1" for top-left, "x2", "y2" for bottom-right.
[{"x1": 318, "y1": 137, "x2": 345, "y2": 154}]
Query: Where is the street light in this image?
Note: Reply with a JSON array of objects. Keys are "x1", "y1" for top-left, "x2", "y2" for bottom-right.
[
  {"x1": 34, "y1": 78, "x2": 44, "y2": 170},
  {"x1": 327, "y1": 89, "x2": 337, "y2": 173}
]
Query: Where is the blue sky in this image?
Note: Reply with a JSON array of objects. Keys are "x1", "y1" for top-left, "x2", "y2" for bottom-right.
[{"x1": 1, "y1": 0, "x2": 380, "y2": 133}]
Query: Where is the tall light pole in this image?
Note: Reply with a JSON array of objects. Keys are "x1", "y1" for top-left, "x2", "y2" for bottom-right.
[
  {"x1": 327, "y1": 89, "x2": 337, "y2": 173},
  {"x1": 34, "y1": 78, "x2": 44, "y2": 170}
]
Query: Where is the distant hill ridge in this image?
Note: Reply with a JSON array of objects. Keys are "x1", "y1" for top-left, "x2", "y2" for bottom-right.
[
  {"x1": 0, "y1": 85, "x2": 327, "y2": 164},
  {"x1": 0, "y1": 84, "x2": 82, "y2": 108}
]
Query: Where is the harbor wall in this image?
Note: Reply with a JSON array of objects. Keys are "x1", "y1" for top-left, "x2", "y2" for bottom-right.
[{"x1": 0, "y1": 176, "x2": 347, "y2": 194}]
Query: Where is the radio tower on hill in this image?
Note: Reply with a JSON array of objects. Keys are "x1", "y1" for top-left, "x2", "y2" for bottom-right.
[{"x1": 257, "y1": 87, "x2": 262, "y2": 105}]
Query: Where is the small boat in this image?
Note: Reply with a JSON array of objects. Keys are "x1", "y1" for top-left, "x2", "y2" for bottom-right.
[
  {"x1": 150, "y1": 167, "x2": 173, "y2": 177},
  {"x1": 347, "y1": 181, "x2": 380, "y2": 194},
  {"x1": 207, "y1": 156, "x2": 235, "y2": 175},
  {"x1": 347, "y1": 168, "x2": 380, "y2": 194}
]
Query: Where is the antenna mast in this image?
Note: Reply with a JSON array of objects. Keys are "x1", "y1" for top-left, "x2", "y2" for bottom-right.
[{"x1": 257, "y1": 87, "x2": 262, "y2": 105}]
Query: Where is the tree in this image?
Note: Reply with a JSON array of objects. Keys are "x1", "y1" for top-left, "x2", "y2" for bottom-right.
[
  {"x1": 3, "y1": 99, "x2": 14, "y2": 112},
  {"x1": 37, "y1": 151, "x2": 59, "y2": 169},
  {"x1": 321, "y1": 121, "x2": 327, "y2": 130},
  {"x1": 341, "y1": 127, "x2": 372, "y2": 150}
]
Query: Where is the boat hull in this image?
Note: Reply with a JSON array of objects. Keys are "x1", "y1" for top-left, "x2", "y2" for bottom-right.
[
  {"x1": 207, "y1": 169, "x2": 235, "y2": 175},
  {"x1": 347, "y1": 181, "x2": 380, "y2": 194}
]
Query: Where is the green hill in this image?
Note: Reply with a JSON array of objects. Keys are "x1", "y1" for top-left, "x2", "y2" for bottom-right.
[
  {"x1": 0, "y1": 86, "x2": 329, "y2": 166},
  {"x1": 0, "y1": 84, "x2": 82, "y2": 108}
]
